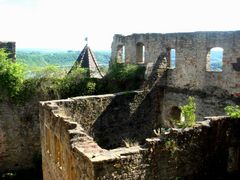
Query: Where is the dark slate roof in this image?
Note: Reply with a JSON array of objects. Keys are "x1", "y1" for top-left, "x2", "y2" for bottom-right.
[{"x1": 68, "y1": 44, "x2": 103, "y2": 78}]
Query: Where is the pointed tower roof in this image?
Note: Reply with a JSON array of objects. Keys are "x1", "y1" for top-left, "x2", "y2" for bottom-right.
[{"x1": 68, "y1": 44, "x2": 103, "y2": 78}]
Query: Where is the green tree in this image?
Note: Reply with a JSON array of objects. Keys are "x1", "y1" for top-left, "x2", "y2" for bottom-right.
[{"x1": 0, "y1": 49, "x2": 24, "y2": 97}]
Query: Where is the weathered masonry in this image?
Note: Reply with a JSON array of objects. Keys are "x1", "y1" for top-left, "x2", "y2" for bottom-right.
[
  {"x1": 39, "y1": 31, "x2": 240, "y2": 179},
  {"x1": 0, "y1": 100, "x2": 41, "y2": 172},
  {"x1": 0, "y1": 41, "x2": 32, "y2": 173},
  {"x1": 111, "y1": 31, "x2": 240, "y2": 122},
  {"x1": 111, "y1": 31, "x2": 240, "y2": 95},
  {"x1": 40, "y1": 94, "x2": 240, "y2": 180}
]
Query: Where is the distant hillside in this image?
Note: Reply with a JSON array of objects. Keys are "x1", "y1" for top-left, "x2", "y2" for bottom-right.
[
  {"x1": 16, "y1": 49, "x2": 110, "y2": 69},
  {"x1": 17, "y1": 49, "x2": 223, "y2": 72}
]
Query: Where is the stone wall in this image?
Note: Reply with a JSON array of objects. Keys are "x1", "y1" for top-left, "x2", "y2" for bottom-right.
[
  {"x1": 47, "y1": 90, "x2": 164, "y2": 149},
  {"x1": 160, "y1": 87, "x2": 239, "y2": 122},
  {"x1": 40, "y1": 95, "x2": 240, "y2": 179},
  {"x1": 40, "y1": 102, "x2": 95, "y2": 180},
  {"x1": 0, "y1": 100, "x2": 41, "y2": 173},
  {"x1": 40, "y1": 30, "x2": 240, "y2": 179},
  {"x1": 144, "y1": 116, "x2": 240, "y2": 179},
  {"x1": 2, "y1": 31, "x2": 240, "y2": 178},
  {"x1": 111, "y1": 31, "x2": 240, "y2": 122},
  {"x1": 0, "y1": 41, "x2": 16, "y2": 60},
  {"x1": 40, "y1": 98, "x2": 150, "y2": 180},
  {"x1": 0, "y1": 41, "x2": 40, "y2": 173},
  {"x1": 111, "y1": 31, "x2": 240, "y2": 95}
]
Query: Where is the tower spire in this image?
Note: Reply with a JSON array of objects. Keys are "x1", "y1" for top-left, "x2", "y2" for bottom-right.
[{"x1": 68, "y1": 41, "x2": 103, "y2": 78}]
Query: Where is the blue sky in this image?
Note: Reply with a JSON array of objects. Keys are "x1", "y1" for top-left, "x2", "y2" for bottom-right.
[{"x1": 0, "y1": 0, "x2": 239, "y2": 50}]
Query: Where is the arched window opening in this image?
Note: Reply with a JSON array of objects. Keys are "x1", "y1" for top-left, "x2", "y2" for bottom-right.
[
  {"x1": 170, "y1": 49, "x2": 176, "y2": 68},
  {"x1": 206, "y1": 47, "x2": 223, "y2": 71},
  {"x1": 170, "y1": 106, "x2": 181, "y2": 121},
  {"x1": 136, "y1": 42, "x2": 145, "y2": 63},
  {"x1": 117, "y1": 45, "x2": 125, "y2": 63}
]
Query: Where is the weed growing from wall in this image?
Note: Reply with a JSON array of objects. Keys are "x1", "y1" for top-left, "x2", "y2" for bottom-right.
[
  {"x1": 164, "y1": 139, "x2": 179, "y2": 157},
  {"x1": 176, "y1": 96, "x2": 196, "y2": 128},
  {"x1": 225, "y1": 105, "x2": 240, "y2": 118}
]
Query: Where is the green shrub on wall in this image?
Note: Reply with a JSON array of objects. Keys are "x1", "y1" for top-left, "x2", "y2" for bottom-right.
[
  {"x1": 12, "y1": 65, "x2": 64, "y2": 103},
  {"x1": 0, "y1": 49, "x2": 24, "y2": 97},
  {"x1": 225, "y1": 105, "x2": 240, "y2": 118},
  {"x1": 176, "y1": 96, "x2": 196, "y2": 128},
  {"x1": 58, "y1": 78, "x2": 97, "y2": 98},
  {"x1": 56, "y1": 67, "x2": 97, "y2": 98},
  {"x1": 106, "y1": 63, "x2": 145, "y2": 81},
  {"x1": 102, "y1": 63, "x2": 145, "y2": 93}
]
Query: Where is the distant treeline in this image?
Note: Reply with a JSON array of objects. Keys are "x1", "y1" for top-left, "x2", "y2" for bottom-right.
[
  {"x1": 16, "y1": 49, "x2": 222, "y2": 71},
  {"x1": 16, "y1": 49, "x2": 110, "y2": 69}
]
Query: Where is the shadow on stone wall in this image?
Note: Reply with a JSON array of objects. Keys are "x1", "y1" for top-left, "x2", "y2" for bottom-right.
[
  {"x1": 91, "y1": 53, "x2": 171, "y2": 149},
  {"x1": 91, "y1": 86, "x2": 165, "y2": 149}
]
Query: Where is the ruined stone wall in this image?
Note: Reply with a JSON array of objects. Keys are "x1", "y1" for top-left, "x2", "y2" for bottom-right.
[
  {"x1": 111, "y1": 31, "x2": 240, "y2": 122},
  {"x1": 160, "y1": 87, "x2": 238, "y2": 122},
  {"x1": 40, "y1": 96, "x2": 240, "y2": 179},
  {"x1": 53, "y1": 90, "x2": 164, "y2": 149},
  {"x1": 144, "y1": 116, "x2": 240, "y2": 179},
  {"x1": 0, "y1": 41, "x2": 16, "y2": 60},
  {"x1": 40, "y1": 98, "x2": 150, "y2": 180},
  {"x1": 0, "y1": 41, "x2": 40, "y2": 173},
  {"x1": 111, "y1": 31, "x2": 240, "y2": 95},
  {"x1": 40, "y1": 102, "x2": 96, "y2": 180},
  {"x1": 0, "y1": 100, "x2": 40, "y2": 173}
]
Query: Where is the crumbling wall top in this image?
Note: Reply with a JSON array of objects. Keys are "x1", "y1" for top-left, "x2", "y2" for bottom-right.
[{"x1": 111, "y1": 31, "x2": 240, "y2": 95}]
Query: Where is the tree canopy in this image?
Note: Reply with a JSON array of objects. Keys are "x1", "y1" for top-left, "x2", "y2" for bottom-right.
[{"x1": 0, "y1": 49, "x2": 24, "y2": 97}]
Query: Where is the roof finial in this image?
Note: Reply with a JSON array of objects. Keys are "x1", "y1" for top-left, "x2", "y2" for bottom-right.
[{"x1": 85, "y1": 37, "x2": 88, "y2": 45}]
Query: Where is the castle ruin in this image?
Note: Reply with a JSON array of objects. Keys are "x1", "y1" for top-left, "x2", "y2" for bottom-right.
[
  {"x1": 39, "y1": 31, "x2": 240, "y2": 179},
  {"x1": 1, "y1": 31, "x2": 240, "y2": 179}
]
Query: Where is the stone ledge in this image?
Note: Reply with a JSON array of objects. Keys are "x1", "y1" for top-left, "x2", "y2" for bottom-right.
[{"x1": 91, "y1": 146, "x2": 143, "y2": 163}]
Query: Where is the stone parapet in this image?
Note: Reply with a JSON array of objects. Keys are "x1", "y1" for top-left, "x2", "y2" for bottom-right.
[{"x1": 40, "y1": 91, "x2": 240, "y2": 179}]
